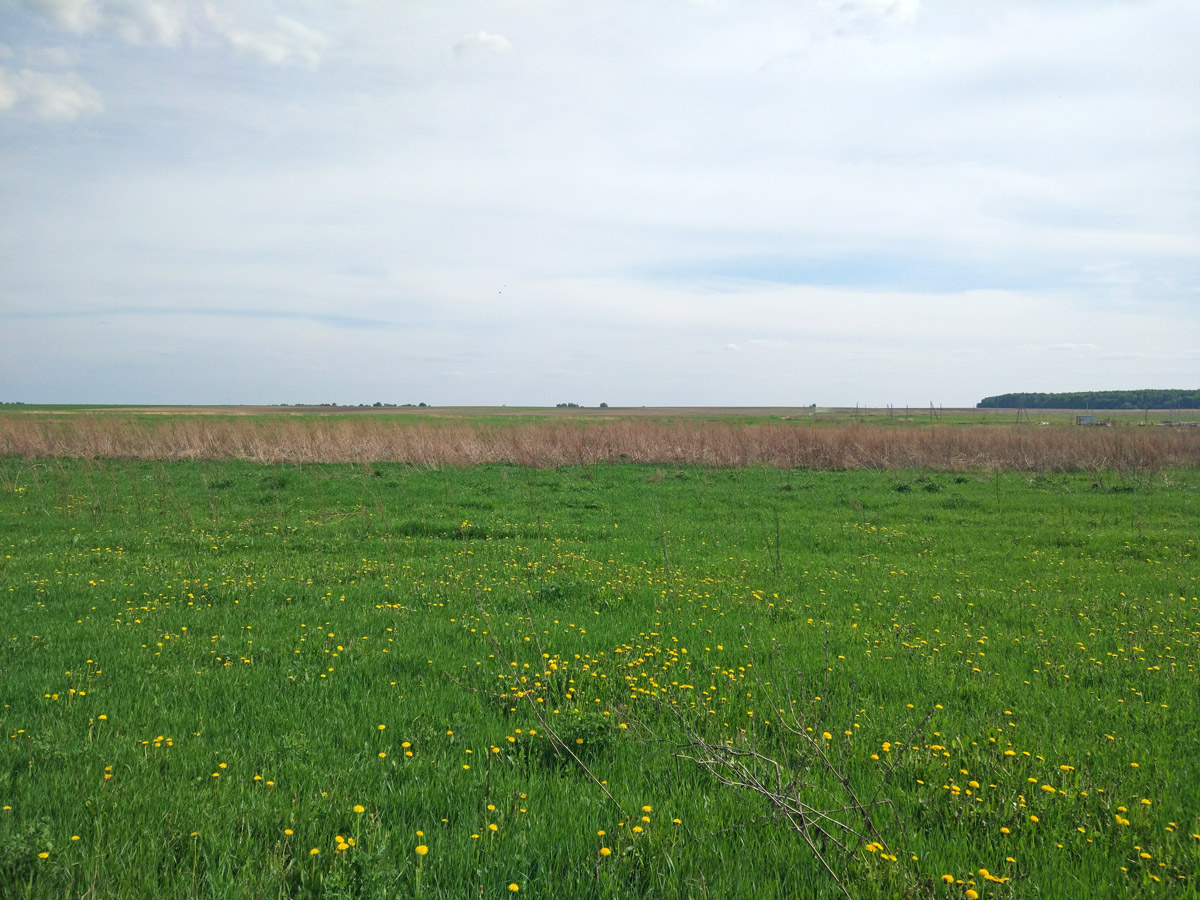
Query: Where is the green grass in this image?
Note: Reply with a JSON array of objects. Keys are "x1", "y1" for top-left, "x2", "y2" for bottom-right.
[{"x1": 1, "y1": 459, "x2": 1197, "y2": 898}]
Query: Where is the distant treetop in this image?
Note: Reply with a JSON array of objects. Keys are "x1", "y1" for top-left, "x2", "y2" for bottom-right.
[{"x1": 978, "y1": 390, "x2": 1200, "y2": 410}]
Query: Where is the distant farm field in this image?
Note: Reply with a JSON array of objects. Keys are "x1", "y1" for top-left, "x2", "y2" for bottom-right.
[{"x1": 1, "y1": 454, "x2": 1197, "y2": 899}]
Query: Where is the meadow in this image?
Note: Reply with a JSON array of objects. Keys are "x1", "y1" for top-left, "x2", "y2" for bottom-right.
[{"x1": 1, "y1": 450, "x2": 1198, "y2": 898}]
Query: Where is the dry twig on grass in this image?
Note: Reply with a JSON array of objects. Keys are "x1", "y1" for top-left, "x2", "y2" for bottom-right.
[{"x1": 666, "y1": 633, "x2": 932, "y2": 900}]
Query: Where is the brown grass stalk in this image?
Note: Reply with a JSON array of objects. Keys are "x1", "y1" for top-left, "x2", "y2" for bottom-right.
[{"x1": 2, "y1": 413, "x2": 1198, "y2": 471}]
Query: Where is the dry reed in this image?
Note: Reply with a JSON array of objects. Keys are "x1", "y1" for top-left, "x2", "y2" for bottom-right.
[{"x1": 3, "y1": 413, "x2": 1198, "y2": 472}]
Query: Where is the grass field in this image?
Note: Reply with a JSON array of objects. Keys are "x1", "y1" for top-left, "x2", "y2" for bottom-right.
[{"x1": 1, "y1": 456, "x2": 1198, "y2": 898}]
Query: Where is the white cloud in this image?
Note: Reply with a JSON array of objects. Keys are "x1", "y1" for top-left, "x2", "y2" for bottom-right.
[
  {"x1": 116, "y1": 0, "x2": 187, "y2": 46},
  {"x1": 25, "y1": 45, "x2": 80, "y2": 67},
  {"x1": 0, "y1": 65, "x2": 103, "y2": 119},
  {"x1": 204, "y1": 7, "x2": 329, "y2": 68},
  {"x1": 17, "y1": 0, "x2": 100, "y2": 34},
  {"x1": 452, "y1": 30, "x2": 514, "y2": 60},
  {"x1": 0, "y1": 71, "x2": 17, "y2": 112},
  {"x1": 833, "y1": 0, "x2": 920, "y2": 25},
  {"x1": 17, "y1": 2, "x2": 329, "y2": 66},
  {"x1": 19, "y1": 0, "x2": 188, "y2": 46}
]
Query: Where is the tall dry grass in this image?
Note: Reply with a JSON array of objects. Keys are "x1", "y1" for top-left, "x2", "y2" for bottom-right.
[{"x1": 3, "y1": 413, "x2": 1199, "y2": 471}]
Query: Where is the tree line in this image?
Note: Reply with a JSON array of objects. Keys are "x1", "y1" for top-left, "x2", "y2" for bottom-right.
[{"x1": 978, "y1": 390, "x2": 1200, "y2": 410}]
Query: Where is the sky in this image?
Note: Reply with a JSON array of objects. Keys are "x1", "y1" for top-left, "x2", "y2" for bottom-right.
[{"x1": 1, "y1": 0, "x2": 1197, "y2": 407}]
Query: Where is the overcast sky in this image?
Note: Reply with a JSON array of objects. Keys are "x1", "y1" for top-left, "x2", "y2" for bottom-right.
[{"x1": 1, "y1": 0, "x2": 1196, "y2": 407}]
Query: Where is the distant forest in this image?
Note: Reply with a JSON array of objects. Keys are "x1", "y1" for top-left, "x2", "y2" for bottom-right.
[{"x1": 978, "y1": 390, "x2": 1200, "y2": 410}]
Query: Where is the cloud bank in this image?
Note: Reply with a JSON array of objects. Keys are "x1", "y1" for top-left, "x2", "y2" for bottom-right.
[
  {"x1": 0, "y1": 63, "x2": 102, "y2": 119},
  {"x1": 0, "y1": 0, "x2": 1196, "y2": 405}
]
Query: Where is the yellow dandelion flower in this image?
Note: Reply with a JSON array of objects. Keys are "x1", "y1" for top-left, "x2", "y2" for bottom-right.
[
  {"x1": 600, "y1": 847, "x2": 611, "y2": 856},
  {"x1": 942, "y1": 875, "x2": 954, "y2": 883},
  {"x1": 284, "y1": 829, "x2": 293, "y2": 836},
  {"x1": 353, "y1": 805, "x2": 365, "y2": 814},
  {"x1": 508, "y1": 883, "x2": 519, "y2": 892},
  {"x1": 38, "y1": 852, "x2": 49, "y2": 859},
  {"x1": 642, "y1": 806, "x2": 652, "y2": 812},
  {"x1": 416, "y1": 845, "x2": 428, "y2": 856},
  {"x1": 822, "y1": 732, "x2": 832, "y2": 740},
  {"x1": 310, "y1": 848, "x2": 320, "y2": 856},
  {"x1": 965, "y1": 890, "x2": 979, "y2": 900},
  {"x1": 489, "y1": 824, "x2": 498, "y2": 832}
]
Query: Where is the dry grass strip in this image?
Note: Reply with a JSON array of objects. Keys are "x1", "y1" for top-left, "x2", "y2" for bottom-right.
[{"x1": 3, "y1": 413, "x2": 1198, "y2": 471}]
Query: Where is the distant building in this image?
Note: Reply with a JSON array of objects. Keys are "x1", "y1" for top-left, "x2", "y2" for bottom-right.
[{"x1": 1076, "y1": 415, "x2": 1096, "y2": 425}]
